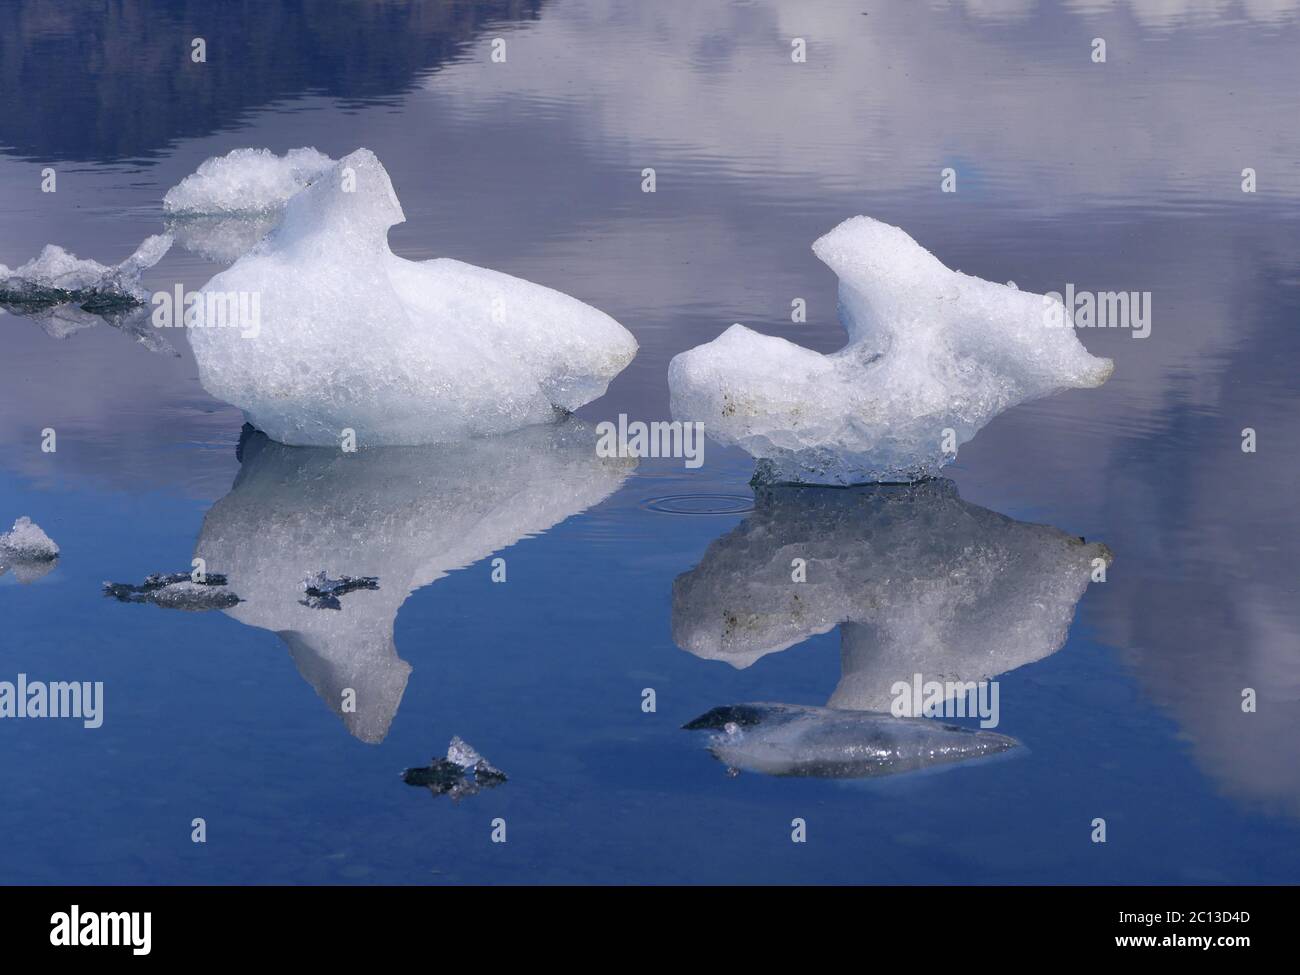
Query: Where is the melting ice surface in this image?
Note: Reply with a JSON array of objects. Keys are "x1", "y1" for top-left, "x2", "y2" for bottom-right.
[
  {"x1": 191, "y1": 420, "x2": 634, "y2": 743},
  {"x1": 669, "y1": 217, "x2": 1114, "y2": 484},
  {"x1": 684, "y1": 703, "x2": 1018, "y2": 778},
  {"x1": 191, "y1": 149, "x2": 638, "y2": 446},
  {"x1": 673, "y1": 480, "x2": 1111, "y2": 711},
  {"x1": 0, "y1": 517, "x2": 60, "y2": 584}
]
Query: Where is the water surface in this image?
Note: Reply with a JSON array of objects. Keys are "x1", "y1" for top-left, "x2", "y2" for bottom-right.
[{"x1": 1, "y1": 0, "x2": 1298, "y2": 884}]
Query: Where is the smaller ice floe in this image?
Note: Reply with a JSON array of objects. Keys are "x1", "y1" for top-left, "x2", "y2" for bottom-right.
[
  {"x1": 683, "y1": 703, "x2": 1018, "y2": 778},
  {"x1": 1, "y1": 235, "x2": 178, "y2": 354},
  {"x1": 164, "y1": 148, "x2": 335, "y2": 215},
  {"x1": 298, "y1": 571, "x2": 379, "y2": 610},
  {"x1": 0, "y1": 517, "x2": 60, "y2": 584},
  {"x1": 668, "y1": 216, "x2": 1113, "y2": 484},
  {"x1": 164, "y1": 149, "x2": 336, "y2": 263},
  {"x1": 402, "y1": 736, "x2": 507, "y2": 801},
  {"x1": 103, "y1": 572, "x2": 240, "y2": 611},
  {"x1": 0, "y1": 235, "x2": 172, "y2": 309}
]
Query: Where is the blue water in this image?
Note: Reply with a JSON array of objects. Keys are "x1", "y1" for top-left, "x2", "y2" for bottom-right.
[{"x1": 2, "y1": 0, "x2": 1298, "y2": 884}]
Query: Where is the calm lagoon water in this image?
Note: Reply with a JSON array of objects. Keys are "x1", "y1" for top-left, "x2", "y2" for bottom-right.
[{"x1": 1, "y1": 0, "x2": 1298, "y2": 884}]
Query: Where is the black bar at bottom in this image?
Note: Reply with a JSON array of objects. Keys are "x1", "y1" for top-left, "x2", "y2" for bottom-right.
[{"x1": 0, "y1": 885, "x2": 1282, "y2": 959}]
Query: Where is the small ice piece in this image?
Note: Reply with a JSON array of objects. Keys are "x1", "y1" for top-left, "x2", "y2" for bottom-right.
[
  {"x1": 163, "y1": 147, "x2": 336, "y2": 215},
  {"x1": 298, "y1": 571, "x2": 380, "y2": 610},
  {"x1": 683, "y1": 703, "x2": 1018, "y2": 778},
  {"x1": 0, "y1": 517, "x2": 60, "y2": 583},
  {"x1": 446, "y1": 735, "x2": 485, "y2": 769},
  {"x1": 0, "y1": 516, "x2": 59, "y2": 561},
  {"x1": 103, "y1": 572, "x2": 239, "y2": 611},
  {"x1": 668, "y1": 216, "x2": 1113, "y2": 484},
  {"x1": 0, "y1": 235, "x2": 172, "y2": 310},
  {"x1": 190, "y1": 148, "x2": 638, "y2": 446},
  {"x1": 402, "y1": 737, "x2": 507, "y2": 800}
]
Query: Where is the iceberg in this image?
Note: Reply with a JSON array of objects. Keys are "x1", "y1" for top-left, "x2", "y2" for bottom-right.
[
  {"x1": 0, "y1": 517, "x2": 60, "y2": 584},
  {"x1": 191, "y1": 148, "x2": 638, "y2": 446},
  {"x1": 683, "y1": 703, "x2": 1018, "y2": 778},
  {"x1": 189, "y1": 420, "x2": 634, "y2": 743},
  {"x1": 668, "y1": 217, "x2": 1113, "y2": 484},
  {"x1": 672, "y1": 480, "x2": 1111, "y2": 711}
]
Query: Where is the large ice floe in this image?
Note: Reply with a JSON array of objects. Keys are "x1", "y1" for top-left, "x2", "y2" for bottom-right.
[
  {"x1": 190, "y1": 148, "x2": 637, "y2": 446},
  {"x1": 673, "y1": 480, "x2": 1111, "y2": 710},
  {"x1": 190, "y1": 420, "x2": 633, "y2": 743},
  {"x1": 668, "y1": 217, "x2": 1113, "y2": 484}
]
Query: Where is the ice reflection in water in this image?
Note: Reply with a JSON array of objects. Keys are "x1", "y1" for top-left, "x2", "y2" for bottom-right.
[
  {"x1": 192, "y1": 420, "x2": 634, "y2": 743},
  {"x1": 676, "y1": 481, "x2": 1110, "y2": 777}
]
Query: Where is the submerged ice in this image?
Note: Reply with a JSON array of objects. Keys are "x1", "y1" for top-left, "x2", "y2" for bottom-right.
[
  {"x1": 684, "y1": 703, "x2": 1017, "y2": 778},
  {"x1": 191, "y1": 148, "x2": 637, "y2": 446},
  {"x1": 668, "y1": 216, "x2": 1113, "y2": 484}
]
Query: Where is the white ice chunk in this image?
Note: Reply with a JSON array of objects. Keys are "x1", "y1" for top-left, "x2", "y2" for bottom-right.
[
  {"x1": 194, "y1": 420, "x2": 634, "y2": 742},
  {"x1": 191, "y1": 148, "x2": 638, "y2": 446},
  {"x1": 673, "y1": 481, "x2": 1110, "y2": 711},
  {"x1": 0, "y1": 246, "x2": 110, "y2": 293},
  {"x1": 0, "y1": 516, "x2": 60, "y2": 584},
  {"x1": 668, "y1": 217, "x2": 1113, "y2": 484},
  {"x1": 0, "y1": 516, "x2": 59, "y2": 561},
  {"x1": 0, "y1": 234, "x2": 172, "y2": 304},
  {"x1": 163, "y1": 147, "x2": 335, "y2": 215}
]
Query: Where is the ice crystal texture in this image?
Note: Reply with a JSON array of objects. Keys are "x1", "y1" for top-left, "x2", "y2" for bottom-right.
[
  {"x1": 668, "y1": 217, "x2": 1113, "y2": 484},
  {"x1": 190, "y1": 149, "x2": 637, "y2": 446}
]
